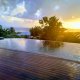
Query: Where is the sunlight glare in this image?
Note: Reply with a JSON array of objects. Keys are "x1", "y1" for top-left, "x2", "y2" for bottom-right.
[{"x1": 63, "y1": 22, "x2": 80, "y2": 29}]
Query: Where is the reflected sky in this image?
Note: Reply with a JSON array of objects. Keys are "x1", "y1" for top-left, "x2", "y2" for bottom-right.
[{"x1": 0, "y1": 39, "x2": 80, "y2": 62}]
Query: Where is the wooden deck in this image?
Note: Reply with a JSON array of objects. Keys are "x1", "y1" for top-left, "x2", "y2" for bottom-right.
[{"x1": 0, "y1": 48, "x2": 80, "y2": 80}]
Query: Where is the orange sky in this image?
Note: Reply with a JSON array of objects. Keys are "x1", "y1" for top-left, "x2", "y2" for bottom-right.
[{"x1": 61, "y1": 18, "x2": 80, "y2": 29}]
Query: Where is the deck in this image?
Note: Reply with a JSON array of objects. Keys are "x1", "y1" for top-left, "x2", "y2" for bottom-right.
[{"x1": 0, "y1": 48, "x2": 80, "y2": 80}]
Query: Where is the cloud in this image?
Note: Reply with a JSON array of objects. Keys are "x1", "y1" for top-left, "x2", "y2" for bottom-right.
[
  {"x1": 0, "y1": 15, "x2": 39, "y2": 28},
  {"x1": 11, "y1": 1, "x2": 27, "y2": 16},
  {"x1": 34, "y1": 9, "x2": 42, "y2": 18},
  {"x1": 1, "y1": 15, "x2": 80, "y2": 29},
  {"x1": 53, "y1": 5, "x2": 60, "y2": 11},
  {"x1": 3, "y1": 7, "x2": 10, "y2": 15},
  {"x1": 0, "y1": 0, "x2": 10, "y2": 15}
]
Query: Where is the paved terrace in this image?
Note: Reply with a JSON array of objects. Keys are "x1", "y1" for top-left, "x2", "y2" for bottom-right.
[{"x1": 0, "y1": 48, "x2": 80, "y2": 80}]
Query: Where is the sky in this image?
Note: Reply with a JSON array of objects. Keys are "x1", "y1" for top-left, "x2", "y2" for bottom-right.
[{"x1": 0, "y1": 0, "x2": 80, "y2": 29}]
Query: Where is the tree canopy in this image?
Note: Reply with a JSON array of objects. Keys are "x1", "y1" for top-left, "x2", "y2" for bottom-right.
[
  {"x1": 0, "y1": 26, "x2": 17, "y2": 38},
  {"x1": 30, "y1": 16, "x2": 66, "y2": 41}
]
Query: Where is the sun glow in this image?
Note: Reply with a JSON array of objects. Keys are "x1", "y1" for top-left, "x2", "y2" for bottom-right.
[
  {"x1": 63, "y1": 22, "x2": 80, "y2": 29},
  {"x1": 63, "y1": 18, "x2": 80, "y2": 29}
]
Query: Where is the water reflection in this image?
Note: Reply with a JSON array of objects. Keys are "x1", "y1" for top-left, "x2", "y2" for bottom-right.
[
  {"x1": 0, "y1": 39, "x2": 80, "y2": 62},
  {"x1": 42, "y1": 41, "x2": 64, "y2": 49}
]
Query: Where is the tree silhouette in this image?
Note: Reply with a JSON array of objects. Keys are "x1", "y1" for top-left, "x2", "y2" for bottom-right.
[
  {"x1": 9, "y1": 27, "x2": 15, "y2": 33},
  {"x1": 30, "y1": 16, "x2": 66, "y2": 40},
  {"x1": 39, "y1": 16, "x2": 66, "y2": 40},
  {"x1": 0, "y1": 25, "x2": 17, "y2": 38},
  {"x1": 30, "y1": 26, "x2": 42, "y2": 38}
]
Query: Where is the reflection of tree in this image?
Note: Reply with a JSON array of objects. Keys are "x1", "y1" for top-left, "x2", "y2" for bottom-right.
[{"x1": 43, "y1": 41, "x2": 64, "y2": 49}]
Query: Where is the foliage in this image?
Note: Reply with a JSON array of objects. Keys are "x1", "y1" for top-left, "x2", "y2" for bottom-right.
[
  {"x1": 9, "y1": 27, "x2": 15, "y2": 33},
  {"x1": 30, "y1": 16, "x2": 66, "y2": 41},
  {"x1": 0, "y1": 26, "x2": 17, "y2": 38},
  {"x1": 30, "y1": 26, "x2": 43, "y2": 38},
  {"x1": 0, "y1": 25, "x2": 4, "y2": 37}
]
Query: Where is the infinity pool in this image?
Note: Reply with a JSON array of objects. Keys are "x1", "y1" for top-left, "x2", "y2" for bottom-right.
[{"x1": 0, "y1": 38, "x2": 80, "y2": 62}]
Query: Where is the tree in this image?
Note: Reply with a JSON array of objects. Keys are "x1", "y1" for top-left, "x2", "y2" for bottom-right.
[
  {"x1": 9, "y1": 27, "x2": 15, "y2": 33},
  {"x1": 30, "y1": 16, "x2": 66, "y2": 41},
  {"x1": 0, "y1": 25, "x2": 5, "y2": 37},
  {"x1": 0, "y1": 25, "x2": 2, "y2": 29},
  {"x1": 0, "y1": 25, "x2": 17, "y2": 38},
  {"x1": 0, "y1": 28, "x2": 3, "y2": 37},
  {"x1": 30, "y1": 26, "x2": 42, "y2": 38},
  {"x1": 39, "y1": 16, "x2": 66, "y2": 40}
]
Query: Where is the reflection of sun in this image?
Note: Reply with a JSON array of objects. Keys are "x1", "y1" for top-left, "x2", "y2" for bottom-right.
[{"x1": 19, "y1": 39, "x2": 26, "y2": 46}]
